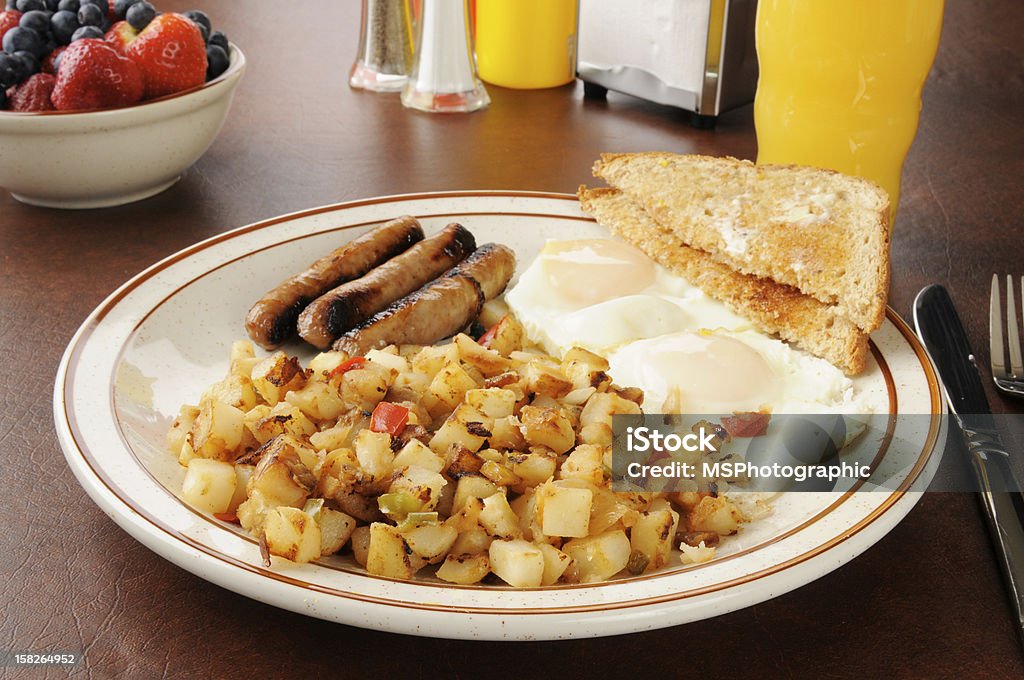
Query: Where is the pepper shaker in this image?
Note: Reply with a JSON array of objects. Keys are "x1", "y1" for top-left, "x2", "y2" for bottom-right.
[{"x1": 350, "y1": 0, "x2": 416, "y2": 92}]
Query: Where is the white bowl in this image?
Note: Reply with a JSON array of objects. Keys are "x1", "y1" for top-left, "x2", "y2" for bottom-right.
[{"x1": 0, "y1": 44, "x2": 246, "y2": 209}]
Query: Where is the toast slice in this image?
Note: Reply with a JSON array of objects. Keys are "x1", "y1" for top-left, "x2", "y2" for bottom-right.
[
  {"x1": 578, "y1": 186, "x2": 870, "y2": 375},
  {"x1": 592, "y1": 153, "x2": 890, "y2": 332}
]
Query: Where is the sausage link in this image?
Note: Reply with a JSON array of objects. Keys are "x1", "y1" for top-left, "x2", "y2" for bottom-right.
[
  {"x1": 332, "y1": 243, "x2": 516, "y2": 356},
  {"x1": 244, "y1": 216, "x2": 423, "y2": 349},
  {"x1": 296, "y1": 223, "x2": 476, "y2": 349}
]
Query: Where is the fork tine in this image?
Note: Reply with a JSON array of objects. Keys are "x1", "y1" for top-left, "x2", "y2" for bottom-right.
[
  {"x1": 1012, "y1": 275, "x2": 1024, "y2": 377},
  {"x1": 991, "y1": 274, "x2": 1007, "y2": 378}
]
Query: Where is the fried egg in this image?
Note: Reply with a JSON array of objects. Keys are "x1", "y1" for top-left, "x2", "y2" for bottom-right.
[{"x1": 505, "y1": 238, "x2": 879, "y2": 416}]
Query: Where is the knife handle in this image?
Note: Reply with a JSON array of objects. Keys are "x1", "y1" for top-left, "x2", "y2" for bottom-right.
[{"x1": 969, "y1": 442, "x2": 1024, "y2": 635}]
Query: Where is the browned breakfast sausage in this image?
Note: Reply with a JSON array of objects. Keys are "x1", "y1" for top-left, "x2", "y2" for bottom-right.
[
  {"x1": 244, "y1": 216, "x2": 423, "y2": 349},
  {"x1": 296, "y1": 223, "x2": 477, "y2": 349},
  {"x1": 332, "y1": 243, "x2": 516, "y2": 356}
]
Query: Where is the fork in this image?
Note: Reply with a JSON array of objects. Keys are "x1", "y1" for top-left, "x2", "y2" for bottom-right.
[{"x1": 990, "y1": 274, "x2": 1024, "y2": 397}]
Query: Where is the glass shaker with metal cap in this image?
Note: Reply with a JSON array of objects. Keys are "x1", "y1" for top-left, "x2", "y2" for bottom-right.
[{"x1": 349, "y1": 0, "x2": 416, "y2": 92}]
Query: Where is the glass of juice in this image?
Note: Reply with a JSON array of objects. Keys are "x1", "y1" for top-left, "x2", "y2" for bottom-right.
[{"x1": 754, "y1": 0, "x2": 944, "y2": 221}]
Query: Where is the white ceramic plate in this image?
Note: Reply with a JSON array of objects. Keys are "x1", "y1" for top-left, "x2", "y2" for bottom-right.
[{"x1": 54, "y1": 192, "x2": 946, "y2": 640}]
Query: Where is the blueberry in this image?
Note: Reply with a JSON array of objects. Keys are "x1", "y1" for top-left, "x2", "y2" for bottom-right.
[
  {"x1": 56, "y1": 0, "x2": 78, "y2": 10},
  {"x1": 43, "y1": 0, "x2": 58, "y2": 8},
  {"x1": 50, "y1": 9, "x2": 77, "y2": 42},
  {"x1": 78, "y1": 0, "x2": 105, "y2": 14},
  {"x1": 20, "y1": 9, "x2": 52, "y2": 32},
  {"x1": 76, "y1": 2, "x2": 101, "y2": 26},
  {"x1": 16, "y1": 0, "x2": 46, "y2": 11},
  {"x1": 3, "y1": 27, "x2": 46, "y2": 57},
  {"x1": 69, "y1": 23, "x2": 100, "y2": 40},
  {"x1": 208, "y1": 29, "x2": 227, "y2": 52},
  {"x1": 205, "y1": 43, "x2": 227, "y2": 80},
  {"x1": 112, "y1": 0, "x2": 136, "y2": 19},
  {"x1": 183, "y1": 9, "x2": 209, "y2": 33},
  {"x1": 124, "y1": 0, "x2": 153, "y2": 30},
  {"x1": 12, "y1": 49, "x2": 38, "y2": 77},
  {"x1": 194, "y1": 20, "x2": 208, "y2": 43},
  {"x1": 0, "y1": 52, "x2": 19, "y2": 88}
]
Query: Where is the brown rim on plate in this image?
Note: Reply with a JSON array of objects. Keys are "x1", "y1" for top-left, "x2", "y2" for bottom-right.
[{"x1": 59, "y1": 191, "x2": 943, "y2": 614}]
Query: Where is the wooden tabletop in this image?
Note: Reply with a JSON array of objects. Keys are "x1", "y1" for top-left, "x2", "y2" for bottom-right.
[{"x1": 3, "y1": 1, "x2": 1023, "y2": 677}]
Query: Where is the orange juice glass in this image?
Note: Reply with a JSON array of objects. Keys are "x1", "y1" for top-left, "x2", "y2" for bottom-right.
[{"x1": 754, "y1": 0, "x2": 944, "y2": 219}]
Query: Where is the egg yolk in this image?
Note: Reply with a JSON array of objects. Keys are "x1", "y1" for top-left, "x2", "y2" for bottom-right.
[
  {"x1": 644, "y1": 333, "x2": 780, "y2": 414},
  {"x1": 540, "y1": 239, "x2": 657, "y2": 308}
]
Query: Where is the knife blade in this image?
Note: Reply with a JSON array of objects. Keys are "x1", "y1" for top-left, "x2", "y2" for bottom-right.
[{"x1": 913, "y1": 284, "x2": 1024, "y2": 646}]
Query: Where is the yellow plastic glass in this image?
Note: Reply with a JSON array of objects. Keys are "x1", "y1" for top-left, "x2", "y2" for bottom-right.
[
  {"x1": 754, "y1": 0, "x2": 944, "y2": 219},
  {"x1": 475, "y1": 0, "x2": 578, "y2": 89}
]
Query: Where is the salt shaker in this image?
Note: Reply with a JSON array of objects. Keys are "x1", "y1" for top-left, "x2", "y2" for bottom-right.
[
  {"x1": 349, "y1": 0, "x2": 415, "y2": 92},
  {"x1": 401, "y1": 0, "x2": 489, "y2": 113}
]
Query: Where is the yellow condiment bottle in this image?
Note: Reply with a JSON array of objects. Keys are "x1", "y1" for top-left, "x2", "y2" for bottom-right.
[
  {"x1": 754, "y1": 0, "x2": 944, "y2": 220},
  {"x1": 475, "y1": 0, "x2": 578, "y2": 89}
]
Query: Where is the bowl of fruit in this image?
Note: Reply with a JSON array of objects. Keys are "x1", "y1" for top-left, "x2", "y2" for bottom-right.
[{"x1": 0, "y1": 0, "x2": 244, "y2": 208}]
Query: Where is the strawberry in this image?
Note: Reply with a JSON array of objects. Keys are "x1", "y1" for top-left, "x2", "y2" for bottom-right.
[
  {"x1": 125, "y1": 13, "x2": 206, "y2": 99},
  {"x1": 52, "y1": 39, "x2": 143, "y2": 111},
  {"x1": 7, "y1": 73, "x2": 56, "y2": 112},
  {"x1": 104, "y1": 20, "x2": 139, "y2": 55},
  {"x1": 0, "y1": 9, "x2": 21, "y2": 43},
  {"x1": 42, "y1": 46, "x2": 66, "y2": 75}
]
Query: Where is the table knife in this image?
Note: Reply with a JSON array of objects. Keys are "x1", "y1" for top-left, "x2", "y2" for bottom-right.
[{"x1": 913, "y1": 284, "x2": 1024, "y2": 646}]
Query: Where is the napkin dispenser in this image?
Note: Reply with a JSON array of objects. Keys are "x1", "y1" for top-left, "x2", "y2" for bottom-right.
[{"x1": 577, "y1": 0, "x2": 758, "y2": 126}]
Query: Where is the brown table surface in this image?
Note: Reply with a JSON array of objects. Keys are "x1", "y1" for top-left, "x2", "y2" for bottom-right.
[{"x1": 3, "y1": 1, "x2": 1024, "y2": 677}]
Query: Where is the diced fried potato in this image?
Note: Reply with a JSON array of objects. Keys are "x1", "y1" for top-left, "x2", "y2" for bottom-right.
[
  {"x1": 489, "y1": 539, "x2": 544, "y2": 587},
  {"x1": 429, "y1": 411, "x2": 489, "y2": 455},
  {"x1": 366, "y1": 522, "x2": 416, "y2": 579},
  {"x1": 308, "y1": 351, "x2": 348, "y2": 377},
  {"x1": 537, "y1": 481, "x2": 592, "y2": 538},
  {"x1": 387, "y1": 370, "x2": 431, "y2": 403},
  {"x1": 191, "y1": 398, "x2": 246, "y2": 461},
  {"x1": 452, "y1": 475, "x2": 500, "y2": 513},
  {"x1": 443, "y1": 445, "x2": 485, "y2": 478},
  {"x1": 523, "y1": 362, "x2": 573, "y2": 399},
  {"x1": 229, "y1": 464, "x2": 253, "y2": 513},
  {"x1": 688, "y1": 496, "x2": 743, "y2": 535},
  {"x1": 251, "y1": 352, "x2": 307, "y2": 405},
  {"x1": 464, "y1": 388, "x2": 517, "y2": 419},
  {"x1": 246, "y1": 402, "x2": 317, "y2": 445},
  {"x1": 428, "y1": 361, "x2": 479, "y2": 412},
  {"x1": 412, "y1": 344, "x2": 460, "y2": 380},
  {"x1": 350, "y1": 525, "x2": 371, "y2": 566},
  {"x1": 509, "y1": 450, "x2": 557, "y2": 487},
  {"x1": 519, "y1": 405, "x2": 575, "y2": 454},
  {"x1": 489, "y1": 415, "x2": 527, "y2": 451},
  {"x1": 559, "y1": 444, "x2": 606, "y2": 486},
  {"x1": 537, "y1": 542, "x2": 572, "y2": 585},
  {"x1": 178, "y1": 439, "x2": 197, "y2": 466},
  {"x1": 181, "y1": 459, "x2": 237, "y2": 514},
  {"x1": 630, "y1": 506, "x2": 679, "y2": 571},
  {"x1": 589, "y1": 487, "x2": 638, "y2": 535},
  {"x1": 285, "y1": 380, "x2": 346, "y2": 422},
  {"x1": 480, "y1": 315, "x2": 525, "y2": 357},
  {"x1": 562, "y1": 530, "x2": 631, "y2": 583},
  {"x1": 263, "y1": 507, "x2": 322, "y2": 563},
  {"x1": 366, "y1": 348, "x2": 411, "y2": 374},
  {"x1": 436, "y1": 553, "x2": 490, "y2": 585},
  {"x1": 578, "y1": 392, "x2": 642, "y2": 446},
  {"x1": 202, "y1": 373, "x2": 258, "y2": 412},
  {"x1": 338, "y1": 365, "x2": 390, "y2": 412},
  {"x1": 403, "y1": 523, "x2": 458, "y2": 563},
  {"x1": 454, "y1": 333, "x2": 513, "y2": 377},
  {"x1": 479, "y1": 492, "x2": 522, "y2": 539},
  {"x1": 354, "y1": 429, "x2": 394, "y2": 479},
  {"x1": 228, "y1": 339, "x2": 258, "y2": 379},
  {"x1": 449, "y1": 526, "x2": 492, "y2": 555},
  {"x1": 248, "y1": 435, "x2": 317, "y2": 507},
  {"x1": 302, "y1": 502, "x2": 356, "y2": 556},
  {"x1": 309, "y1": 424, "x2": 355, "y2": 452},
  {"x1": 167, "y1": 404, "x2": 200, "y2": 455},
  {"x1": 561, "y1": 347, "x2": 611, "y2": 392},
  {"x1": 388, "y1": 465, "x2": 447, "y2": 512},
  {"x1": 392, "y1": 438, "x2": 445, "y2": 473},
  {"x1": 479, "y1": 299, "x2": 509, "y2": 329}
]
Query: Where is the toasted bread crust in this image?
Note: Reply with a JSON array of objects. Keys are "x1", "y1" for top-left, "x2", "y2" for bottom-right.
[
  {"x1": 578, "y1": 186, "x2": 870, "y2": 375},
  {"x1": 592, "y1": 153, "x2": 890, "y2": 333}
]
